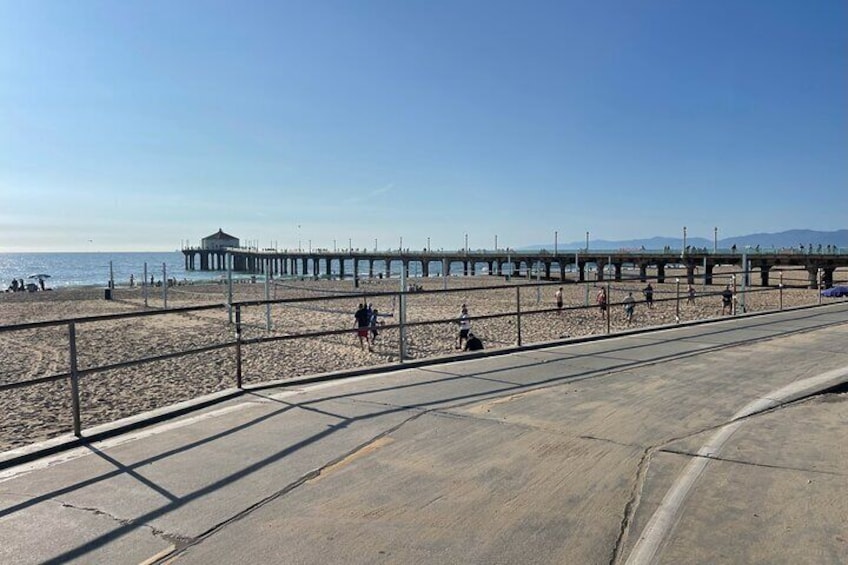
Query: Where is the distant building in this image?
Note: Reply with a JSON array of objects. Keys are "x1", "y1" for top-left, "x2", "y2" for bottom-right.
[{"x1": 201, "y1": 228, "x2": 239, "y2": 250}]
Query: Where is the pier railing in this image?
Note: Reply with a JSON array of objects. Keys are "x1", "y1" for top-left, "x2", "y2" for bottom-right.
[{"x1": 0, "y1": 273, "x2": 842, "y2": 456}]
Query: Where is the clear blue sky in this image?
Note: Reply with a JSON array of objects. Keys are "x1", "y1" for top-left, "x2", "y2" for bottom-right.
[{"x1": 1, "y1": 0, "x2": 846, "y2": 252}]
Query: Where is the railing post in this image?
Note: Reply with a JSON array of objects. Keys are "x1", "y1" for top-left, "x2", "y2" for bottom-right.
[
  {"x1": 399, "y1": 291, "x2": 407, "y2": 362},
  {"x1": 606, "y1": 280, "x2": 611, "y2": 334},
  {"x1": 675, "y1": 278, "x2": 681, "y2": 323},
  {"x1": 515, "y1": 286, "x2": 522, "y2": 346},
  {"x1": 68, "y1": 322, "x2": 82, "y2": 437},
  {"x1": 235, "y1": 305, "x2": 243, "y2": 388},
  {"x1": 779, "y1": 272, "x2": 784, "y2": 311}
]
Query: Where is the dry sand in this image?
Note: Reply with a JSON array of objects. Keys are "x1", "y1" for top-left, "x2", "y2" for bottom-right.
[{"x1": 1, "y1": 266, "x2": 843, "y2": 452}]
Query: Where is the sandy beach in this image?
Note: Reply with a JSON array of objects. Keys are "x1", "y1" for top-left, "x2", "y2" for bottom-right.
[{"x1": 1, "y1": 267, "x2": 843, "y2": 452}]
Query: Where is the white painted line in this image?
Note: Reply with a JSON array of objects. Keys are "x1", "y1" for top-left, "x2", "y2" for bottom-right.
[{"x1": 625, "y1": 364, "x2": 848, "y2": 565}]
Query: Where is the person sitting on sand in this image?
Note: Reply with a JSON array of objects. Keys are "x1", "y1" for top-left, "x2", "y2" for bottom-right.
[
  {"x1": 464, "y1": 332, "x2": 484, "y2": 351},
  {"x1": 8, "y1": 279, "x2": 18, "y2": 292}
]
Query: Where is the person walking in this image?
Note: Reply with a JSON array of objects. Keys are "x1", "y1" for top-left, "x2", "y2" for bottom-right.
[
  {"x1": 555, "y1": 287, "x2": 563, "y2": 313},
  {"x1": 623, "y1": 292, "x2": 635, "y2": 324},
  {"x1": 687, "y1": 284, "x2": 696, "y2": 305}
]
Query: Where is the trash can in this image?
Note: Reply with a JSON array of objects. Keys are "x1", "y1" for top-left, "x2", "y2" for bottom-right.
[{"x1": 104, "y1": 287, "x2": 112, "y2": 300}]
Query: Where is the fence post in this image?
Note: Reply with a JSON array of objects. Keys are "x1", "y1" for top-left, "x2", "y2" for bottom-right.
[
  {"x1": 818, "y1": 268, "x2": 823, "y2": 305},
  {"x1": 162, "y1": 262, "x2": 168, "y2": 308},
  {"x1": 68, "y1": 322, "x2": 82, "y2": 437},
  {"x1": 675, "y1": 278, "x2": 681, "y2": 323},
  {"x1": 515, "y1": 286, "x2": 522, "y2": 346},
  {"x1": 399, "y1": 292, "x2": 407, "y2": 362},
  {"x1": 235, "y1": 305, "x2": 243, "y2": 388},
  {"x1": 779, "y1": 272, "x2": 784, "y2": 311},
  {"x1": 606, "y1": 281, "x2": 611, "y2": 334}
]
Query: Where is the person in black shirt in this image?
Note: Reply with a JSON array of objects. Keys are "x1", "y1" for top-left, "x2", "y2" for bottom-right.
[
  {"x1": 354, "y1": 303, "x2": 371, "y2": 350},
  {"x1": 464, "y1": 332, "x2": 484, "y2": 351},
  {"x1": 721, "y1": 286, "x2": 733, "y2": 315}
]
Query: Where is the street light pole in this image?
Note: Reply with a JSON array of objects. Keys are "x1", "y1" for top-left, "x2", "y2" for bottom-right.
[
  {"x1": 554, "y1": 230, "x2": 558, "y2": 256},
  {"x1": 465, "y1": 233, "x2": 468, "y2": 254},
  {"x1": 683, "y1": 226, "x2": 687, "y2": 255},
  {"x1": 585, "y1": 231, "x2": 589, "y2": 252}
]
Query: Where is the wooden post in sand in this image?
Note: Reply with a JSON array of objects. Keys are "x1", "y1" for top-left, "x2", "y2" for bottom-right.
[
  {"x1": 143, "y1": 262, "x2": 149, "y2": 308},
  {"x1": 162, "y1": 263, "x2": 168, "y2": 308}
]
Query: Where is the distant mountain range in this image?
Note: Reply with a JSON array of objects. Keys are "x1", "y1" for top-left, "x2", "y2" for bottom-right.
[{"x1": 527, "y1": 229, "x2": 848, "y2": 251}]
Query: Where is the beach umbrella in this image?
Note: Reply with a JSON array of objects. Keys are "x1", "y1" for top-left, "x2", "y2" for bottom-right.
[{"x1": 28, "y1": 273, "x2": 51, "y2": 280}]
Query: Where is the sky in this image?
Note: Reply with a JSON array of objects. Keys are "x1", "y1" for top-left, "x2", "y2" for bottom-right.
[{"x1": 1, "y1": 0, "x2": 846, "y2": 252}]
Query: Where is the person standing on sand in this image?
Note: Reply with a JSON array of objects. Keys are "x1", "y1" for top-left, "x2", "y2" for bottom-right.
[
  {"x1": 721, "y1": 286, "x2": 733, "y2": 315},
  {"x1": 642, "y1": 283, "x2": 654, "y2": 308},
  {"x1": 354, "y1": 303, "x2": 371, "y2": 351},
  {"x1": 369, "y1": 306, "x2": 379, "y2": 342},
  {"x1": 596, "y1": 287, "x2": 607, "y2": 317},
  {"x1": 456, "y1": 305, "x2": 472, "y2": 349},
  {"x1": 555, "y1": 287, "x2": 563, "y2": 313}
]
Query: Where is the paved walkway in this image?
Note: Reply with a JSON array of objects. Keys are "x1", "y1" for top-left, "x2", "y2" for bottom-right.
[{"x1": 2, "y1": 303, "x2": 847, "y2": 564}]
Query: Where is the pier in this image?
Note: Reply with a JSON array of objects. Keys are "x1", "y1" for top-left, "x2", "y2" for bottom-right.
[{"x1": 182, "y1": 247, "x2": 848, "y2": 288}]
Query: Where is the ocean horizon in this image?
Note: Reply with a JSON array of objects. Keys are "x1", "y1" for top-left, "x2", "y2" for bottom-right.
[{"x1": 0, "y1": 251, "x2": 459, "y2": 290}]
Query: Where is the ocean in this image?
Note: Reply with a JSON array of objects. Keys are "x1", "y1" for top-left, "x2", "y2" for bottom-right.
[
  {"x1": 0, "y1": 252, "x2": 221, "y2": 289},
  {"x1": 0, "y1": 251, "x2": 451, "y2": 290}
]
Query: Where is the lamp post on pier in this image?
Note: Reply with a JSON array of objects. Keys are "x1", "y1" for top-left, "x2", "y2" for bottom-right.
[
  {"x1": 585, "y1": 231, "x2": 589, "y2": 252},
  {"x1": 683, "y1": 226, "x2": 687, "y2": 255},
  {"x1": 465, "y1": 233, "x2": 468, "y2": 255},
  {"x1": 714, "y1": 227, "x2": 718, "y2": 253},
  {"x1": 554, "y1": 230, "x2": 558, "y2": 257}
]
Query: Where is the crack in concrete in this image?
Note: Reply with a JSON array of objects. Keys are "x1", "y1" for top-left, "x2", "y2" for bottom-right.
[{"x1": 52, "y1": 498, "x2": 195, "y2": 548}]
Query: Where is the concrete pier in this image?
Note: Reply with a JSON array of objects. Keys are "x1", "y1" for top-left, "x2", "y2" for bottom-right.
[{"x1": 182, "y1": 248, "x2": 848, "y2": 287}]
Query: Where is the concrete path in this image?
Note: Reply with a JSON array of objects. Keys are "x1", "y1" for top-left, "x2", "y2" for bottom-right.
[{"x1": 2, "y1": 304, "x2": 847, "y2": 564}]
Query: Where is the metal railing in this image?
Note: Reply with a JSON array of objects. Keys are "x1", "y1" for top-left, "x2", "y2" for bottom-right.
[{"x1": 0, "y1": 272, "x2": 840, "y2": 448}]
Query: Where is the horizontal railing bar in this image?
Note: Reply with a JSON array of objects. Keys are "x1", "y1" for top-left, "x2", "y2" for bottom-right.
[{"x1": 0, "y1": 372, "x2": 70, "y2": 392}]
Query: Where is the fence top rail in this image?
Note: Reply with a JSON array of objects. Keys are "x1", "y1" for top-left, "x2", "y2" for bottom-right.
[{"x1": 0, "y1": 302, "x2": 226, "y2": 333}]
